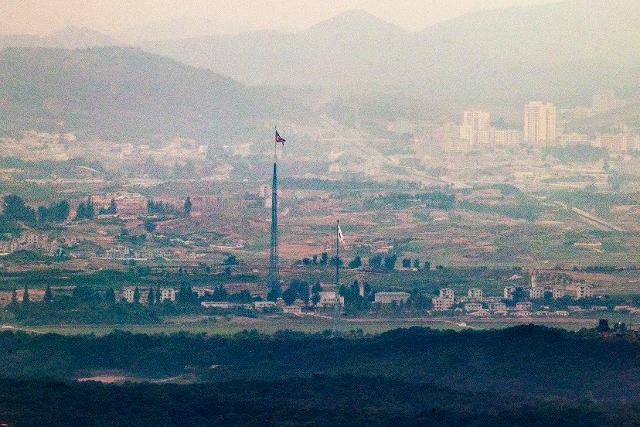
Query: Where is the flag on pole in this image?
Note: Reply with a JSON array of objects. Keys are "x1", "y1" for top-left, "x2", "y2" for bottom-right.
[
  {"x1": 337, "y1": 223, "x2": 345, "y2": 244},
  {"x1": 275, "y1": 129, "x2": 286, "y2": 145}
]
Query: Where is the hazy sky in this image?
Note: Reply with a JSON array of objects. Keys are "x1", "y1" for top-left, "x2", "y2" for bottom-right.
[{"x1": 1, "y1": 0, "x2": 558, "y2": 36}]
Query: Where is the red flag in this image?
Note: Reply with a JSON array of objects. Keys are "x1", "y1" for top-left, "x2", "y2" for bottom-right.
[{"x1": 275, "y1": 130, "x2": 286, "y2": 145}]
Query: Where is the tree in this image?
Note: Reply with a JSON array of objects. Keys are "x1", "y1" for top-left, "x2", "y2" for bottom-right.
[
  {"x1": 413, "y1": 259, "x2": 420, "y2": 269},
  {"x1": 75, "y1": 197, "x2": 95, "y2": 220},
  {"x1": 369, "y1": 255, "x2": 382, "y2": 269},
  {"x1": 133, "y1": 287, "x2": 141, "y2": 304},
  {"x1": 44, "y1": 285, "x2": 53, "y2": 305},
  {"x1": 148, "y1": 287, "x2": 156, "y2": 306},
  {"x1": 10, "y1": 288, "x2": 17, "y2": 306},
  {"x1": 22, "y1": 284, "x2": 30, "y2": 308},
  {"x1": 383, "y1": 254, "x2": 398, "y2": 271},
  {"x1": 282, "y1": 286, "x2": 297, "y2": 305},
  {"x1": 330, "y1": 256, "x2": 343, "y2": 267},
  {"x1": 267, "y1": 283, "x2": 282, "y2": 302},
  {"x1": 3, "y1": 195, "x2": 36, "y2": 224},
  {"x1": 402, "y1": 258, "x2": 411, "y2": 268},
  {"x1": 597, "y1": 319, "x2": 610, "y2": 332},
  {"x1": 348, "y1": 256, "x2": 362, "y2": 269},
  {"x1": 184, "y1": 196, "x2": 192, "y2": 216},
  {"x1": 311, "y1": 281, "x2": 322, "y2": 306},
  {"x1": 212, "y1": 285, "x2": 229, "y2": 301},
  {"x1": 223, "y1": 255, "x2": 238, "y2": 265},
  {"x1": 320, "y1": 252, "x2": 328, "y2": 265},
  {"x1": 99, "y1": 199, "x2": 117, "y2": 215},
  {"x1": 423, "y1": 261, "x2": 431, "y2": 271},
  {"x1": 144, "y1": 220, "x2": 157, "y2": 233},
  {"x1": 108, "y1": 199, "x2": 117, "y2": 214},
  {"x1": 105, "y1": 288, "x2": 116, "y2": 305},
  {"x1": 229, "y1": 290, "x2": 252, "y2": 304}
]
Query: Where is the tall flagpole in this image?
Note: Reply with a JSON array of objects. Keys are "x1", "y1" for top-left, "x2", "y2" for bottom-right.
[
  {"x1": 333, "y1": 219, "x2": 341, "y2": 334},
  {"x1": 336, "y1": 220, "x2": 340, "y2": 290},
  {"x1": 268, "y1": 128, "x2": 279, "y2": 298}
]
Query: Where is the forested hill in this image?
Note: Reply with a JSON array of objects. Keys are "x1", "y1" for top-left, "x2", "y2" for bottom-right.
[
  {"x1": 0, "y1": 47, "x2": 291, "y2": 142},
  {"x1": 2, "y1": 325, "x2": 640, "y2": 401},
  {"x1": 2, "y1": 325, "x2": 640, "y2": 425}
]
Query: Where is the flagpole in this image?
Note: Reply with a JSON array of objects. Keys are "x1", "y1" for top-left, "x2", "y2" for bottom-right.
[
  {"x1": 273, "y1": 126, "x2": 277, "y2": 164},
  {"x1": 333, "y1": 219, "x2": 340, "y2": 335},
  {"x1": 336, "y1": 220, "x2": 340, "y2": 290}
]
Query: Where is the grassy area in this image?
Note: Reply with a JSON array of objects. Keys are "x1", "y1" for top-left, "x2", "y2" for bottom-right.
[{"x1": 2, "y1": 313, "x2": 622, "y2": 336}]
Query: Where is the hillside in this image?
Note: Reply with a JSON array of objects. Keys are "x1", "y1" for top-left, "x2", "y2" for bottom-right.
[
  {"x1": 143, "y1": 10, "x2": 408, "y2": 87},
  {"x1": 142, "y1": 1, "x2": 640, "y2": 109},
  {"x1": 0, "y1": 47, "x2": 279, "y2": 141}
]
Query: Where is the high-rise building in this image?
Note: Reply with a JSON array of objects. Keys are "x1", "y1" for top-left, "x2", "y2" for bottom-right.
[
  {"x1": 523, "y1": 101, "x2": 557, "y2": 145},
  {"x1": 460, "y1": 109, "x2": 491, "y2": 145},
  {"x1": 592, "y1": 90, "x2": 624, "y2": 115},
  {"x1": 491, "y1": 128, "x2": 522, "y2": 146}
]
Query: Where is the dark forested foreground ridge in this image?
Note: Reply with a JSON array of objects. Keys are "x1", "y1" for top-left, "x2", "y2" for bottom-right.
[
  {"x1": 1, "y1": 376, "x2": 637, "y2": 427},
  {"x1": 2, "y1": 326, "x2": 640, "y2": 425}
]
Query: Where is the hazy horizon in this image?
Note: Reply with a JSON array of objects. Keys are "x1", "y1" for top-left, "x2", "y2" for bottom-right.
[{"x1": 1, "y1": 0, "x2": 558, "y2": 38}]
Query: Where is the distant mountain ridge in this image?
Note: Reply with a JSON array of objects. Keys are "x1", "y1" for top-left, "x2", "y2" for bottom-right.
[
  {"x1": 140, "y1": 1, "x2": 640, "y2": 108},
  {"x1": 0, "y1": 26, "x2": 120, "y2": 49}
]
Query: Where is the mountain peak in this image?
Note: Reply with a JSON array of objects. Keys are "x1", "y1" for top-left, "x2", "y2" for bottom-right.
[
  {"x1": 49, "y1": 26, "x2": 119, "y2": 48},
  {"x1": 305, "y1": 9, "x2": 405, "y2": 36}
]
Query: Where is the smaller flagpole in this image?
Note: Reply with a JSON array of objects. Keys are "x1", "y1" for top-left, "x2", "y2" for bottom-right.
[{"x1": 332, "y1": 220, "x2": 342, "y2": 335}]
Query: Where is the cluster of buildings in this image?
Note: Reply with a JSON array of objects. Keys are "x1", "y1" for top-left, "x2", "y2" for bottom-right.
[
  {"x1": 450, "y1": 92, "x2": 640, "y2": 152},
  {"x1": 457, "y1": 102, "x2": 557, "y2": 148},
  {"x1": 432, "y1": 277, "x2": 596, "y2": 317},
  {"x1": 0, "y1": 132, "x2": 208, "y2": 166},
  {"x1": 0, "y1": 232, "x2": 59, "y2": 256}
]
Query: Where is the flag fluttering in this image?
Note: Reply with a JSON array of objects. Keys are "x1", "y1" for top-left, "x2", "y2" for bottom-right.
[
  {"x1": 338, "y1": 223, "x2": 345, "y2": 244},
  {"x1": 275, "y1": 129, "x2": 286, "y2": 145}
]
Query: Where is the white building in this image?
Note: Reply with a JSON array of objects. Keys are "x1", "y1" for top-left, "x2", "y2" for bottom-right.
[
  {"x1": 467, "y1": 288, "x2": 483, "y2": 300},
  {"x1": 122, "y1": 287, "x2": 137, "y2": 303},
  {"x1": 491, "y1": 128, "x2": 522, "y2": 146},
  {"x1": 552, "y1": 287, "x2": 566, "y2": 299},
  {"x1": 432, "y1": 297, "x2": 454, "y2": 311},
  {"x1": 592, "y1": 90, "x2": 625, "y2": 114},
  {"x1": 317, "y1": 291, "x2": 344, "y2": 307},
  {"x1": 516, "y1": 301, "x2": 532, "y2": 311},
  {"x1": 524, "y1": 101, "x2": 557, "y2": 145},
  {"x1": 464, "y1": 302, "x2": 483, "y2": 312},
  {"x1": 201, "y1": 301, "x2": 233, "y2": 309},
  {"x1": 489, "y1": 302, "x2": 507, "y2": 312},
  {"x1": 439, "y1": 288, "x2": 455, "y2": 300},
  {"x1": 460, "y1": 109, "x2": 491, "y2": 146},
  {"x1": 574, "y1": 284, "x2": 593, "y2": 299},
  {"x1": 283, "y1": 305, "x2": 303, "y2": 315},
  {"x1": 160, "y1": 288, "x2": 176, "y2": 302},
  {"x1": 254, "y1": 301, "x2": 277, "y2": 310},
  {"x1": 503, "y1": 286, "x2": 516, "y2": 300},
  {"x1": 529, "y1": 287, "x2": 545, "y2": 299},
  {"x1": 375, "y1": 291, "x2": 410, "y2": 305},
  {"x1": 192, "y1": 287, "x2": 213, "y2": 298}
]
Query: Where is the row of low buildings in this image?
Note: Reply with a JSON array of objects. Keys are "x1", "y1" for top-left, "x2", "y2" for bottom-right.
[
  {"x1": 432, "y1": 282, "x2": 595, "y2": 314},
  {"x1": 118, "y1": 284, "x2": 413, "y2": 311}
]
